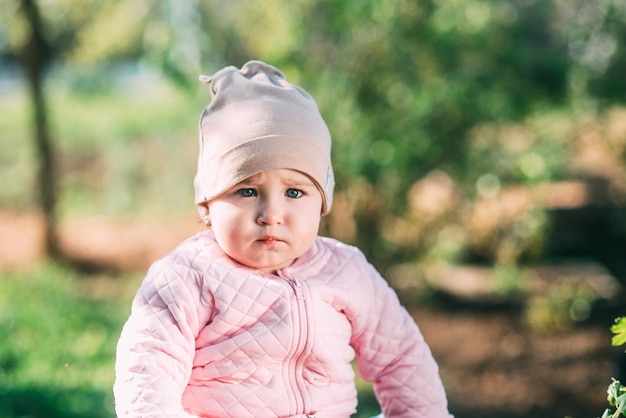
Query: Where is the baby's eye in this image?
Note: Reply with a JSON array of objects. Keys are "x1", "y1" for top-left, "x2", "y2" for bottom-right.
[
  {"x1": 237, "y1": 188, "x2": 256, "y2": 197},
  {"x1": 286, "y1": 188, "x2": 303, "y2": 198}
]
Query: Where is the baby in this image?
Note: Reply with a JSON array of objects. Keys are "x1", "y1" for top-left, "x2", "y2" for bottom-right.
[{"x1": 114, "y1": 60, "x2": 453, "y2": 418}]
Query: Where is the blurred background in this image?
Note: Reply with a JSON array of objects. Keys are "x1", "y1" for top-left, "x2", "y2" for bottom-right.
[{"x1": 1, "y1": 0, "x2": 626, "y2": 417}]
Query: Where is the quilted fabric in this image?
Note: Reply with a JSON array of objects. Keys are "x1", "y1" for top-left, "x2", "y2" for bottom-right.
[{"x1": 114, "y1": 231, "x2": 453, "y2": 417}]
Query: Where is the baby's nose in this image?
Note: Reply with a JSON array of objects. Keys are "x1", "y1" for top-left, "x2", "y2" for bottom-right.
[{"x1": 256, "y1": 197, "x2": 284, "y2": 225}]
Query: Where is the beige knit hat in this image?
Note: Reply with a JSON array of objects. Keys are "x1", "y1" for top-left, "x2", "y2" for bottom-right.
[{"x1": 194, "y1": 60, "x2": 334, "y2": 215}]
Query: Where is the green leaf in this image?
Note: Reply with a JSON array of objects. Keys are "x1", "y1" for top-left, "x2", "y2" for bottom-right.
[
  {"x1": 611, "y1": 317, "x2": 626, "y2": 347},
  {"x1": 605, "y1": 379, "x2": 626, "y2": 418},
  {"x1": 618, "y1": 393, "x2": 626, "y2": 414},
  {"x1": 599, "y1": 409, "x2": 611, "y2": 418}
]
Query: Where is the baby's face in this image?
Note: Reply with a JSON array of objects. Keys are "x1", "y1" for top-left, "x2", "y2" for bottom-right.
[{"x1": 206, "y1": 168, "x2": 323, "y2": 274}]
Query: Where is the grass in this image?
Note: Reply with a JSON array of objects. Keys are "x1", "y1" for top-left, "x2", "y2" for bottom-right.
[{"x1": 0, "y1": 263, "x2": 139, "y2": 417}]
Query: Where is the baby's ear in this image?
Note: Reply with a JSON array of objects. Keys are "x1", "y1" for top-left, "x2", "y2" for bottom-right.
[{"x1": 197, "y1": 203, "x2": 210, "y2": 225}]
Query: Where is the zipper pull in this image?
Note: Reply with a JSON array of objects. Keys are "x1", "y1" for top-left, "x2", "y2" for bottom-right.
[{"x1": 289, "y1": 279, "x2": 305, "y2": 299}]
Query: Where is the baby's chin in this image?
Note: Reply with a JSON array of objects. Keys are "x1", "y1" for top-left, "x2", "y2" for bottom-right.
[{"x1": 255, "y1": 256, "x2": 301, "y2": 274}]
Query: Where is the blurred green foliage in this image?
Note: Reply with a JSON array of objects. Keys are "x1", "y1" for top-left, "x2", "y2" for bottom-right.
[
  {"x1": 2, "y1": 0, "x2": 626, "y2": 263},
  {"x1": 0, "y1": 264, "x2": 136, "y2": 417},
  {"x1": 2, "y1": 0, "x2": 626, "y2": 416},
  {"x1": 0, "y1": 84, "x2": 202, "y2": 215}
]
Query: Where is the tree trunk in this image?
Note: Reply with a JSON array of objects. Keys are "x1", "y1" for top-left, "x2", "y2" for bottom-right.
[{"x1": 18, "y1": 0, "x2": 60, "y2": 258}]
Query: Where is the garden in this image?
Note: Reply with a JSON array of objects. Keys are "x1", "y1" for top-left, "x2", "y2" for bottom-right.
[{"x1": 2, "y1": 0, "x2": 626, "y2": 417}]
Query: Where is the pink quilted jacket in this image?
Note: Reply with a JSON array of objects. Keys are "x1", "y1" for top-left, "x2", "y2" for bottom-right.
[{"x1": 114, "y1": 231, "x2": 452, "y2": 417}]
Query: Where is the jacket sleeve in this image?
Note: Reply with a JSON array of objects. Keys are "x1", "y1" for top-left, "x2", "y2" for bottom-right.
[
  {"x1": 346, "y1": 251, "x2": 453, "y2": 418},
  {"x1": 114, "y1": 258, "x2": 209, "y2": 417}
]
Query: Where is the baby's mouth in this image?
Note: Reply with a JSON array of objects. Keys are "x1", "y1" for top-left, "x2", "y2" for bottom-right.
[{"x1": 258, "y1": 235, "x2": 280, "y2": 245}]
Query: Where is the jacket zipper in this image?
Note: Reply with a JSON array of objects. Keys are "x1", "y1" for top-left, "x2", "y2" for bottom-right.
[{"x1": 286, "y1": 277, "x2": 310, "y2": 415}]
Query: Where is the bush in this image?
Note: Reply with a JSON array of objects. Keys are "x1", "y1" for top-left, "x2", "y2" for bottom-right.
[{"x1": 600, "y1": 317, "x2": 626, "y2": 418}]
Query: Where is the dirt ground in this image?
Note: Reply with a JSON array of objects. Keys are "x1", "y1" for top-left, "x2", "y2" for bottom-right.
[{"x1": 1, "y1": 211, "x2": 623, "y2": 418}]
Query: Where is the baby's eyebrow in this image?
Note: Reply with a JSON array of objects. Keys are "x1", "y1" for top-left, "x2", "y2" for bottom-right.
[
  {"x1": 281, "y1": 175, "x2": 315, "y2": 185},
  {"x1": 237, "y1": 179, "x2": 258, "y2": 186},
  {"x1": 284, "y1": 180, "x2": 316, "y2": 188}
]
